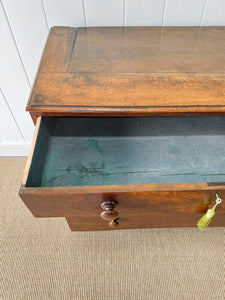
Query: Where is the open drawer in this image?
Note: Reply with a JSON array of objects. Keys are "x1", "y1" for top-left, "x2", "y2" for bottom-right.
[{"x1": 19, "y1": 116, "x2": 225, "y2": 231}]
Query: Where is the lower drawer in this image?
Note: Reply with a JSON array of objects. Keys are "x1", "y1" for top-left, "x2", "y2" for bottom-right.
[{"x1": 19, "y1": 116, "x2": 225, "y2": 231}]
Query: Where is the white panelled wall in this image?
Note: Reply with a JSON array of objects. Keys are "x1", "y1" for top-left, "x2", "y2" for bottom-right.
[{"x1": 0, "y1": 0, "x2": 225, "y2": 156}]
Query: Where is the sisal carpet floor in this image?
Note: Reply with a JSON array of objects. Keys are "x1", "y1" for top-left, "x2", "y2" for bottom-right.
[{"x1": 1, "y1": 157, "x2": 225, "y2": 300}]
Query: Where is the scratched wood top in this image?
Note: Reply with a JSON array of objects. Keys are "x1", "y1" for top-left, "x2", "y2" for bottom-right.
[{"x1": 27, "y1": 26, "x2": 225, "y2": 116}]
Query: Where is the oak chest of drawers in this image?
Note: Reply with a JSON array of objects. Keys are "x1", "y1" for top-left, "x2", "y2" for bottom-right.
[{"x1": 19, "y1": 26, "x2": 225, "y2": 231}]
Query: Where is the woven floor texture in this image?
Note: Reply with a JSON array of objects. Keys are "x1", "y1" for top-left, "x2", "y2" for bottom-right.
[{"x1": 1, "y1": 157, "x2": 225, "y2": 300}]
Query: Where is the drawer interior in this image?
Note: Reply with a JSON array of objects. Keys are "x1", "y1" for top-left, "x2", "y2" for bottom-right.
[{"x1": 26, "y1": 116, "x2": 225, "y2": 187}]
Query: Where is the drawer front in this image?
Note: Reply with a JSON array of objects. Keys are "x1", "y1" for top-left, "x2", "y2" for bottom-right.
[
  {"x1": 20, "y1": 188, "x2": 225, "y2": 231},
  {"x1": 19, "y1": 116, "x2": 225, "y2": 231}
]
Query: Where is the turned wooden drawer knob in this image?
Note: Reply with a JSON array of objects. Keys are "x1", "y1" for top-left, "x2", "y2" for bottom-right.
[
  {"x1": 100, "y1": 200, "x2": 119, "y2": 226},
  {"x1": 109, "y1": 218, "x2": 119, "y2": 227},
  {"x1": 101, "y1": 210, "x2": 118, "y2": 221},
  {"x1": 101, "y1": 200, "x2": 118, "y2": 211}
]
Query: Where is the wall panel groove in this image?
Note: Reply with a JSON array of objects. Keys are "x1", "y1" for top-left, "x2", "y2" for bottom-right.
[
  {"x1": 199, "y1": 0, "x2": 208, "y2": 26},
  {"x1": 2, "y1": 0, "x2": 49, "y2": 83},
  {"x1": 201, "y1": 0, "x2": 225, "y2": 25},
  {"x1": 0, "y1": 2, "x2": 34, "y2": 145},
  {"x1": 42, "y1": 0, "x2": 85, "y2": 28},
  {"x1": 0, "y1": 89, "x2": 25, "y2": 143},
  {"x1": 163, "y1": 0, "x2": 206, "y2": 26},
  {"x1": 162, "y1": 0, "x2": 167, "y2": 26},
  {"x1": 41, "y1": 0, "x2": 50, "y2": 30},
  {"x1": 1, "y1": 1, "x2": 31, "y2": 87},
  {"x1": 83, "y1": 0, "x2": 87, "y2": 27}
]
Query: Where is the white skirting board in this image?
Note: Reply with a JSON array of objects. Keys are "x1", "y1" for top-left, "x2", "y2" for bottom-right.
[{"x1": 0, "y1": 143, "x2": 31, "y2": 156}]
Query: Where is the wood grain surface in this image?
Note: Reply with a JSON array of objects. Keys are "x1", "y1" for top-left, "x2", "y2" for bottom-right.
[
  {"x1": 19, "y1": 185, "x2": 225, "y2": 230},
  {"x1": 40, "y1": 27, "x2": 77, "y2": 73},
  {"x1": 26, "y1": 26, "x2": 225, "y2": 118},
  {"x1": 68, "y1": 27, "x2": 225, "y2": 74}
]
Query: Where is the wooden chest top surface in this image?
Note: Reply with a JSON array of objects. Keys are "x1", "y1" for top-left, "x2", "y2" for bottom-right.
[{"x1": 27, "y1": 26, "x2": 225, "y2": 116}]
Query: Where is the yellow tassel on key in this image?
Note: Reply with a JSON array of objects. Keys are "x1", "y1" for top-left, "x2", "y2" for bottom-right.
[{"x1": 197, "y1": 194, "x2": 222, "y2": 230}]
